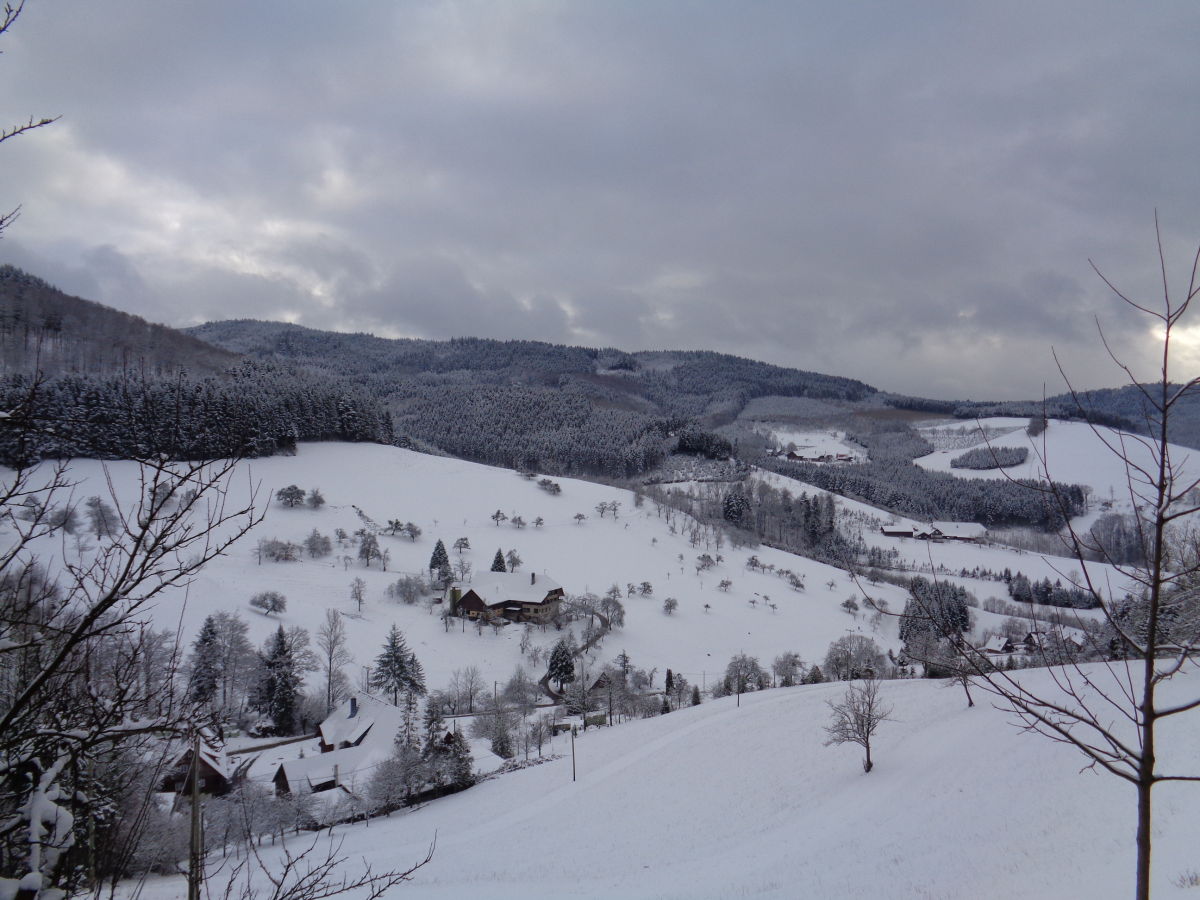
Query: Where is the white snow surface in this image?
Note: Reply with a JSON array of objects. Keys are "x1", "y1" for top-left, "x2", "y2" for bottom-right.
[
  {"x1": 914, "y1": 418, "x2": 1196, "y2": 521},
  {"x1": 11, "y1": 442, "x2": 1200, "y2": 897},
  {"x1": 134, "y1": 667, "x2": 1200, "y2": 900},
  {"x1": 12, "y1": 443, "x2": 915, "y2": 695}
]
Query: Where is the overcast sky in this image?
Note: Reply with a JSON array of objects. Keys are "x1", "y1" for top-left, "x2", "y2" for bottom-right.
[{"x1": 2, "y1": 1, "x2": 1199, "y2": 399}]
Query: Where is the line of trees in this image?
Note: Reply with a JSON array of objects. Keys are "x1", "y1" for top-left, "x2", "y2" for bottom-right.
[
  {"x1": 0, "y1": 363, "x2": 395, "y2": 466},
  {"x1": 950, "y1": 446, "x2": 1029, "y2": 469}
]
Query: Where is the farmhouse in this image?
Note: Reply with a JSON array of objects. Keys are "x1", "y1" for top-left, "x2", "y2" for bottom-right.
[
  {"x1": 161, "y1": 732, "x2": 243, "y2": 796},
  {"x1": 981, "y1": 635, "x2": 1016, "y2": 656},
  {"x1": 929, "y1": 521, "x2": 987, "y2": 541},
  {"x1": 274, "y1": 692, "x2": 403, "y2": 796},
  {"x1": 904, "y1": 521, "x2": 987, "y2": 542},
  {"x1": 880, "y1": 525, "x2": 915, "y2": 538},
  {"x1": 1023, "y1": 628, "x2": 1087, "y2": 655},
  {"x1": 447, "y1": 571, "x2": 565, "y2": 624}
]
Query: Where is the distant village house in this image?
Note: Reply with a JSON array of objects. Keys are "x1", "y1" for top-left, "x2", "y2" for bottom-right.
[{"x1": 879, "y1": 521, "x2": 986, "y2": 542}]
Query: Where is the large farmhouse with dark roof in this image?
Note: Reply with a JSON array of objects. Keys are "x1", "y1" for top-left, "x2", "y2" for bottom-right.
[{"x1": 446, "y1": 571, "x2": 564, "y2": 624}]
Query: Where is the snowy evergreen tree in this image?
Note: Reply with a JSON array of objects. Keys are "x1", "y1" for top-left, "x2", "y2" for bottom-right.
[
  {"x1": 371, "y1": 624, "x2": 425, "y2": 704},
  {"x1": 84, "y1": 496, "x2": 118, "y2": 538},
  {"x1": 429, "y1": 539, "x2": 450, "y2": 573},
  {"x1": 187, "y1": 615, "x2": 221, "y2": 707},
  {"x1": 490, "y1": 721, "x2": 514, "y2": 760},
  {"x1": 445, "y1": 730, "x2": 474, "y2": 787},
  {"x1": 422, "y1": 703, "x2": 446, "y2": 757},
  {"x1": 548, "y1": 640, "x2": 576, "y2": 690},
  {"x1": 491, "y1": 548, "x2": 507, "y2": 573},
  {"x1": 251, "y1": 626, "x2": 303, "y2": 735},
  {"x1": 722, "y1": 490, "x2": 751, "y2": 525}
]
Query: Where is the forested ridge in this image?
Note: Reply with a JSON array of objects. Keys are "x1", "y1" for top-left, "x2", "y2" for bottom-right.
[
  {"x1": 884, "y1": 385, "x2": 1200, "y2": 451},
  {"x1": 188, "y1": 320, "x2": 875, "y2": 476},
  {"x1": 0, "y1": 265, "x2": 237, "y2": 378},
  {"x1": 0, "y1": 362, "x2": 395, "y2": 466}
]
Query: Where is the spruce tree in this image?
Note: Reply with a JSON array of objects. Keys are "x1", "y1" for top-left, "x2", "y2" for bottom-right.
[
  {"x1": 548, "y1": 640, "x2": 575, "y2": 690},
  {"x1": 371, "y1": 624, "x2": 425, "y2": 704},
  {"x1": 446, "y1": 730, "x2": 474, "y2": 787},
  {"x1": 422, "y1": 702, "x2": 446, "y2": 757},
  {"x1": 252, "y1": 625, "x2": 302, "y2": 735},
  {"x1": 188, "y1": 616, "x2": 221, "y2": 707},
  {"x1": 429, "y1": 539, "x2": 450, "y2": 573},
  {"x1": 491, "y1": 722, "x2": 514, "y2": 759},
  {"x1": 491, "y1": 548, "x2": 507, "y2": 573}
]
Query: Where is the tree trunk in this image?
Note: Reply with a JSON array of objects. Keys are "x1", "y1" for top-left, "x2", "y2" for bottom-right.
[{"x1": 1135, "y1": 777, "x2": 1151, "y2": 900}]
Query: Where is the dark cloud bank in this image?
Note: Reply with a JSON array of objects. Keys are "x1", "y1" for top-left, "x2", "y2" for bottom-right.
[{"x1": 2, "y1": 1, "x2": 1199, "y2": 399}]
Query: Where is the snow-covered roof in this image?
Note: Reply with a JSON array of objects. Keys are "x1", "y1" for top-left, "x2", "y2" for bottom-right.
[
  {"x1": 274, "y1": 743, "x2": 393, "y2": 794},
  {"x1": 930, "y1": 521, "x2": 987, "y2": 539},
  {"x1": 171, "y1": 736, "x2": 233, "y2": 781},
  {"x1": 982, "y1": 636, "x2": 1012, "y2": 654},
  {"x1": 454, "y1": 571, "x2": 562, "y2": 606},
  {"x1": 318, "y1": 691, "x2": 404, "y2": 751}
]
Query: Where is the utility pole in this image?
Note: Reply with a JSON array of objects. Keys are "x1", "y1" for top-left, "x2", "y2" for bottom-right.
[
  {"x1": 187, "y1": 732, "x2": 203, "y2": 900},
  {"x1": 571, "y1": 729, "x2": 576, "y2": 783}
]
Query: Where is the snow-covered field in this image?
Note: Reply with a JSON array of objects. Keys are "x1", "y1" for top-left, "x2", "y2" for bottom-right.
[
  {"x1": 135, "y1": 666, "x2": 1200, "y2": 900},
  {"x1": 914, "y1": 418, "x2": 1197, "y2": 523},
  {"x1": 755, "y1": 426, "x2": 866, "y2": 462},
  {"x1": 19, "y1": 438, "x2": 1154, "y2": 702},
  {"x1": 14, "y1": 440, "x2": 1200, "y2": 898},
  {"x1": 17, "y1": 444, "x2": 910, "y2": 698}
]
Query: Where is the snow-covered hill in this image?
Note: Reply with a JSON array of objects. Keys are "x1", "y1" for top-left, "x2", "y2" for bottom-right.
[
  {"x1": 15, "y1": 440, "x2": 1200, "y2": 898},
  {"x1": 135, "y1": 666, "x2": 1200, "y2": 900},
  {"x1": 25, "y1": 444, "x2": 910, "y2": 696},
  {"x1": 914, "y1": 418, "x2": 1197, "y2": 525},
  {"x1": 21, "y1": 437, "x2": 1154, "y2": 700}
]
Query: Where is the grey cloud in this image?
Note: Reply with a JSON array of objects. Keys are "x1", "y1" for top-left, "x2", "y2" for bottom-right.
[
  {"x1": 2, "y1": 0, "x2": 1199, "y2": 399},
  {"x1": 348, "y1": 258, "x2": 574, "y2": 344}
]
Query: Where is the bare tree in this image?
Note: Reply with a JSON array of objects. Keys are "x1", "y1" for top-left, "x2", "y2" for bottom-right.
[
  {"x1": 315, "y1": 609, "x2": 354, "y2": 714},
  {"x1": 204, "y1": 832, "x2": 434, "y2": 900},
  {"x1": 451, "y1": 665, "x2": 484, "y2": 714},
  {"x1": 0, "y1": 392, "x2": 262, "y2": 896},
  {"x1": 823, "y1": 677, "x2": 893, "y2": 773}
]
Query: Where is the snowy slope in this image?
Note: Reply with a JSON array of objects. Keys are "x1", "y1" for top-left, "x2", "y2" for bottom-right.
[
  {"x1": 135, "y1": 667, "x2": 1200, "y2": 900},
  {"x1": 13, "y1": 444, "x2": 909, "y2": 696},
  {"x1": 16, "y1": 437, "x2": 1155, "y2": 696},
  {"x1": 915, "y1": 418, "x2": 1197, "y2": 522}
]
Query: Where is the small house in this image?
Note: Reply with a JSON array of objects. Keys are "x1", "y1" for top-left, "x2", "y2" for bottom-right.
[
  {"x1": 161, "y1": 732, "x2": 242, "y2": 796},
  {"x1": 982, "y1": 635, "x2": 1015, "y2": 655}
]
